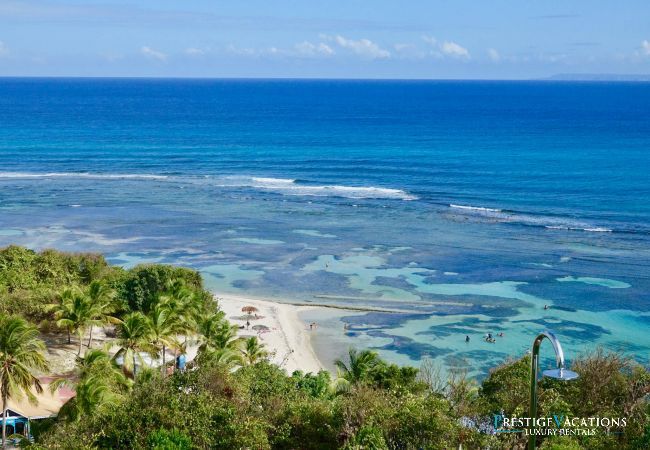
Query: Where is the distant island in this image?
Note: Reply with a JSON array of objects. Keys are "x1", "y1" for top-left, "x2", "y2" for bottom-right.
[{"x1": 545, "y1": 73, "x2": 650, "y2": 82}]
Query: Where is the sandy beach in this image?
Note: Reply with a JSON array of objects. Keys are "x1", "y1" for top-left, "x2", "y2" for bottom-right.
[
  {"x1": 215, "y1": 294, "x2": 326, "y2": 374},
  {"x1": 40, "y1": 294, "x2": 326, "y2": 377}
]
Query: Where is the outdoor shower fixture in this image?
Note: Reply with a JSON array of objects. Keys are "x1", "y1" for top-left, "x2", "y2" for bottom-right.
[{"x1": 528, "y1": 329, "x2": 579, "y2": 450}]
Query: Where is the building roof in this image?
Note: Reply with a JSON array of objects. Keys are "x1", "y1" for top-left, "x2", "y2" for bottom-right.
[{"x1": 2, "y1": 383, "x2": 70, "y2": 420}]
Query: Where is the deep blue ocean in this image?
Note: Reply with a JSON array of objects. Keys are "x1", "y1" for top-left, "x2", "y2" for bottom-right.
[{"x1": 1, "y1": 78, "x2": 649, "y2": 376}]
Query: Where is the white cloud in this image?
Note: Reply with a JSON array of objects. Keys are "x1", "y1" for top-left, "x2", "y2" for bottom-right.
[
  {"x1": 642, "y1": 40, "x2": 650, "y2": 56},
  {"x1": 185, "y1": 47, "x2": 205, "y2": 56},
  {"x1": 487, "y1": 48, "x2": 500, "y2": 62},
  {"x1": 224, "y1": 45, "x2": 287, "y2": 58},
  {"x1": 440, "y1": 41, "x2": 470, "y2": 58},
  {"x1": 226, "y1": 45, "x2": 257, "y2": 56},
  {"x1": 421, "y1": 36, "x2": 437, "y2": 47},
  {"x1": 392, "y1": 43, "x2": 427, "y2": 59},
  {"x1": 295, "y1": 41, "x2": 334, "y2": 57},
  {"x1": 325, "y1": 35, "x2": 390, "y2": 59},
  {"x1": 422, "y1": 36, "x2": 470, "y2": 59},
  {"x1": 141, "y1": 46, "x2": 167, "y2": 62}
]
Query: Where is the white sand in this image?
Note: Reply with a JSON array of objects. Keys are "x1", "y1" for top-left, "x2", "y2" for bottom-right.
[
  {"x1": 215, "y1": 294, "x2": 326, "y2": 374},
  {"x1": 43, "y1": 295, "x2": 326, "y2": 377}
]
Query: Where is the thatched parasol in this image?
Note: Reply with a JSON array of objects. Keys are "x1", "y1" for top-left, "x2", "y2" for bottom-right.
[{"x1": 242, "y1": 306, "x2": 259, "y2": 314}]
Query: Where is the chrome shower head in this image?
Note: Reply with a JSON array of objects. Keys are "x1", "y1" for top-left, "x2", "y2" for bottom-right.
[{"x1": 542, "y1": 367, "x2": 579, "y2": 381}]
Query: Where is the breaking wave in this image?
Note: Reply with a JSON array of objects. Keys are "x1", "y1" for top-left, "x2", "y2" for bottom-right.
[
  {"x1": 0, "y1": 172, "x2": 416, "y2": 200},
  {"x1": 450, "y1": 204, "x2": 501, "y2": 213},
  {"x1": 448, "y1": 203, "x2": 613, "y2": 233},
  {"x1": 216, "y1": 176, "x2": 417, "y2": 200}
]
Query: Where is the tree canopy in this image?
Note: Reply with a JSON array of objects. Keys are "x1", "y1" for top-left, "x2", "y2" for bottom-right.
[{"x1": 1, "y1": 246, "x2": 648, "y2": 449}]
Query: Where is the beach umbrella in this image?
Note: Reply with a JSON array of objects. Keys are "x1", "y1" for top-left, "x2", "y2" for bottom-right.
[
  {"x1": 239, "y1": 314, "x2": 262, "y2": 321},
  {"x1": 242, "y1": 306, "x2": 259, "y2": 314},
  {"x1": 252, "y1": 324, "x2": 269, "y2": 331}
]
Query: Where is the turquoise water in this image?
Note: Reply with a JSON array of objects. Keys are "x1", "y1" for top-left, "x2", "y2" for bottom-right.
[{"x1": 1, "y1": 78, "x2": 649, "y2": 376}]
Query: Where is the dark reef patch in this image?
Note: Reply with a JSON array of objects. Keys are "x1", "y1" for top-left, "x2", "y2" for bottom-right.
[
  {"x1": 371, "y1": 275, "x2": 418, "y2": 291},
  {"x1": 517, "y1": 279, "x2": 647, "y2": 312},
  {"x1": 512, "y1": 317, "x2": 610, "y2": 341},
  {"x1": 368, "y1": 331, "x2": 452, "y2": 361},
  {"x1": 416, "y1": 317, "x2": 505, "y2": 338},
  {"x1": 342, "y1": 312, "x2": 432, "y2": 329}
]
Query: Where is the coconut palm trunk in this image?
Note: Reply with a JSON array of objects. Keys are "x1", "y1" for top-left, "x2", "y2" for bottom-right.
[
  {"x1": 87, "y1": 324, "x2": 93, "y2": 348},
  {"x1": 78, "y1": 329, "x2": 85, "y2": 356},
  {"x1": 161, "y1": 345, "x2": 166, "y2": 375},
  {"x1": 2, "y1": 387, "x2": 8, "y2": 449}
]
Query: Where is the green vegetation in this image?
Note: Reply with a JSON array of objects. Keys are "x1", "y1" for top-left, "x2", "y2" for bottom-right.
[
  {"x1": 0, "y1": 246, "x2": 649, "y2": 449},
  {"x1": 0, "y1": 315, "x2": 49, "y2": 448}
]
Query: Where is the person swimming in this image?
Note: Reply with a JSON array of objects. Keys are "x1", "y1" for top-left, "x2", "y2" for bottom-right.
[{"x1": 465, "y1": 335, "x2": 470, "y2": 343}]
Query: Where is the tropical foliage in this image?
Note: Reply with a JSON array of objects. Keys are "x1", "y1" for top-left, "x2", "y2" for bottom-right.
[
  {"x1": 241, "y1": 336, "x2": 269, "y2": 365},
  {"x1": 1, "y1": 246, "x2": 648, "y2": 449},
  {"x1": 0, "y1": 315, "x2": 49, "y2": 449}
]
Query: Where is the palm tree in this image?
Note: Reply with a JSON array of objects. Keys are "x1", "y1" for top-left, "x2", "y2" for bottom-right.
[
  {"x1": 111, "y1": 312, "x2": 155, "y2": 378},
  {"x1": 159, "y1": 279, "x2": 195, "y2": 322},
  {"x1": 147, "y1": 305, "x2": 180, "y2": 375},
  {"x1": 334, "y1": 348, "x2": 382, "y2": 385},
  {"x1": 58, "y1": 375, "x2": 120, "y2": 422},
  {"x1": 0, "y1": 315, "x2": 49, "y2": 449},
  {"x1": 157, "y1": 280, "x2": 201, "y2": 370},
  {"x1": 199, "y1": 347, "x2": 243, "y2": 369},
  {"x1": 47, "y1": 288, "x2": 80, "y2": 344},
  {"x1": 50, "y1": 350, "x2": 129, "y2": 423},
  {"x1": 241, "y1": 336, "x2": 268, "y2": 365},
  {"x1": 47, "y1": 287, "x2": 93, "y2": 355},
  {"x1": 85, "y1": 280, "x2": 117, "y2": 349},
  {"x1": 50, "y1": 349, "x2": 130, "y2": 394},
  {"x1": 197, "y1": 313, "x2": 238, "y2": 353}
]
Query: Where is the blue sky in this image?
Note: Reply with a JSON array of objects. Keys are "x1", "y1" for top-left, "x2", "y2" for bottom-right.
[{"x1": 1, "y1": 0, "x2": 649, "y2": 78}]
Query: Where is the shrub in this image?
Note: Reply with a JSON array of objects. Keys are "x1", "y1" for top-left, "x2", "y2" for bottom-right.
[
  {"x1": 117, "y1": 264, "x2": 204, "y2": 313},
  {"x1": 147, "y1": 428, "x2": 192, "y2": 450}
]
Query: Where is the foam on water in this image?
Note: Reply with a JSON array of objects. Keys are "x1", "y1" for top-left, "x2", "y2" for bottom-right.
[
  {"x1": 448, "y1": 203, "x2": 613, "y2": 233},
  {"x1": 221, "y1": 176, "x2": 418, "y2": 200},
  {"x1": 0, "y1": 172, "x2": 416, "y2": 201},
  {"x1": 292, "y1": 229, "x2": 337, "y2": 238},
  {"x1": 450, "y1": 204, "x2": 502, "y2": 213},
  {"x1": 228, "y1": 237, "x2": 285, "y2": 245},
  {"x1": 557, "y1": 276, "x2": 631, "y2": 289}
]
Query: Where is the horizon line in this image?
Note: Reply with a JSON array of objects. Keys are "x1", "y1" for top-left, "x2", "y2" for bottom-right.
[{"x1": 1, "y1": 74, "x2": 649, "y2": 83}]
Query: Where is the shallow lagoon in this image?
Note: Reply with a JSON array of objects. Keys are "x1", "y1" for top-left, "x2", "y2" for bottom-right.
[
  {"x1": 2, "y1": 182, "x2": 647, "y2": 377},
  {"x1": 1, "y1": 79, "x2": 649, "y2": 376}
]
